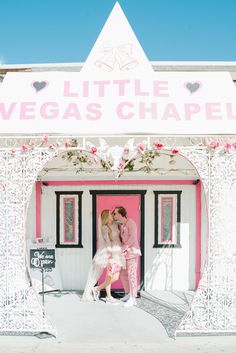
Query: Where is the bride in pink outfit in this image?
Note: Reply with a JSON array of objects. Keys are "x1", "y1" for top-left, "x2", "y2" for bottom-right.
[{"x1": 82, "y1": 209, "x2": 125, "y2": 304}]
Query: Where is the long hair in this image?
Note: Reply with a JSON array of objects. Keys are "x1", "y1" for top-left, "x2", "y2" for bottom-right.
[{"x1": 101, "y1": 209, "x2": 112, "y2": 241}]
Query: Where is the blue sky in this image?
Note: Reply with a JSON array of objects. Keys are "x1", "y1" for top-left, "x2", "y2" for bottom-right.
[{"x1": 0, "y1": 0, "x2": 236, "y2": 64}]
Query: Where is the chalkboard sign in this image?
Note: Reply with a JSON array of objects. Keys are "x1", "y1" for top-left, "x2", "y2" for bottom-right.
[{"x1": 30, "y1": 249, "x2": 55, "y2": 269}]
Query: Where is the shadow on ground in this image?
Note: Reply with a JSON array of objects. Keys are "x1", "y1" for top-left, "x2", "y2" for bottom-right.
[{"x1": 136, "y1": 291, "x2": 194, "y2": 339}]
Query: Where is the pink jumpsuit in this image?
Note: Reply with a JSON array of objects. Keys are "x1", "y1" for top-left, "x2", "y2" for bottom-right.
[{"x1": 119, "y1": 219, "x2": 141, "y2": 298}]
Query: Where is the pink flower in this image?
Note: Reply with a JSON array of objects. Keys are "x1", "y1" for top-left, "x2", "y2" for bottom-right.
[
  {"x1": 154, "y1": 141, "x2": 164, "y2": 149},
  {"x1": 11, "y1": 148, "x2": 16, "y2": 155},
  {"x1": 123, "y1": 147, "x2": 129, "y2": 154},
  {"x1": 171, "y1": 148, "x2": 179, "y2": 155},
  {"x1": 42, "y1": 135, "x2": 49, "y2": 143},
  {"x1": 224, "y1": 143, "x2": 232, "y2": 153},
  {"x1": 209, "y1": 141, "x2": 220, "y2": 149},
  {"x1": 118, "y1": 161, "x2": 125, "y2": 169},
  {"x1": 137, "y1": 143, "x2": 145, "y2": 151},
  {"x1": 90, "y1": 146, "x2": 97, "y2": 154},
  {"x1": 225, "y1": 143, "x2": 231, "y2": 150},
  {"x1": 49, "y1": 143, "x2": 56, "y2": 149},
  {"x1": 64, "y1": 141, "x2": 71, "y2": 149},
  {"x1": 21, "y1": 145, "x2": 28, "y2": 152}
]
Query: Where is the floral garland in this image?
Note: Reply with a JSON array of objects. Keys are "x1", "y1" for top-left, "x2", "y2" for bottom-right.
[
  {"x1": 10, "y1": 136, "x2": 236, "y2": 174},
  {"x1": 60, "y1": 139, "x2": 180, "y2": 174},
  {"x1": 208, "y1": 141, "x2": 236, "y2": 153},
  {"x1": 11, "y1": 135, "x2": 58, "y2": 155}
]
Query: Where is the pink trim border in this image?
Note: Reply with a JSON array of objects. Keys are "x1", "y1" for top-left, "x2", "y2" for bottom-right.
[
  {"x1": 36, "y1": 182, "x2": 41, "y2": 239},
  {"x1": 39, "y1": 180, "x2": 195, "y2": 186},
  {"x1": 195, "y1": 182, "x2": 201, "y2": 288},
  {"x1": 36, "y1": 178, "x2": 202, "y2": 289}
]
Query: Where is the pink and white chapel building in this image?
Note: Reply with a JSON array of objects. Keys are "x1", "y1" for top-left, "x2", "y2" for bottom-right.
[{"x1": 0, "y1": 2, "x2": 236, "y2": 336}]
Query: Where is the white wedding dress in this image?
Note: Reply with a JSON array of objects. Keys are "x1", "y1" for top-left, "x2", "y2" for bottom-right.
[{"x1": 82, "y1": 219, "x2": 125, "y2": 301}]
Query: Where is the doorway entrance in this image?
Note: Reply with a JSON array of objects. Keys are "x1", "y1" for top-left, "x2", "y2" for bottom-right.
[{"x1": 90, "y1": 190, "x2": 146, "y2": 291}]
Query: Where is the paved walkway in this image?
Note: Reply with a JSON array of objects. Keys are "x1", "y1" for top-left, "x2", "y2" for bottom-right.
[{"x1": 0, "y1": 291, "x2": 236, "y2": 353}]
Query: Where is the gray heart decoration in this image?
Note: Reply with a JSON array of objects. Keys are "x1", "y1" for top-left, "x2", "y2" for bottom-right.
[
  {"x1": 185, "y1": 82, "x2": 201, "y2": 94},
  {"x1": 32, "y1": 81, "x2": 48, "y2": 92}
]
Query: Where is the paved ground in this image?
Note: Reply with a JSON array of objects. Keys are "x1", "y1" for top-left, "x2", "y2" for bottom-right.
[{"x1": 0, "y1": 290, "x2": 236, "y2": 352}]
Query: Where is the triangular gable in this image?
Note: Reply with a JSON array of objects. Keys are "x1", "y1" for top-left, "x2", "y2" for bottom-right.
[
  {"x1": 1, "y1": 3, "x2": 236, "y2": 135},
  {"x1": 81, "y1": 2, "x2": 153, "y2": 75}
]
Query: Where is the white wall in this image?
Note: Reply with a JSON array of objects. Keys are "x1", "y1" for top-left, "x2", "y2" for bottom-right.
[
  {"x1": 144, "y1": 184, "x2": 196, "y2": 291},
  {"x1": 26, "y1": 181, "x2": 208, "y2": 291}
]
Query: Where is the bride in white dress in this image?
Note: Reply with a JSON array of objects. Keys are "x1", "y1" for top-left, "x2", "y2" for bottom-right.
[{"x1": 82, "y1": 209, "x2": 125, "y2": 303}]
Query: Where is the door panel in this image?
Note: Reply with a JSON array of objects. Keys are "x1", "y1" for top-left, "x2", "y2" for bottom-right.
[{"x1": 96, "y1": 194, "x2": 141, "y2": 290}]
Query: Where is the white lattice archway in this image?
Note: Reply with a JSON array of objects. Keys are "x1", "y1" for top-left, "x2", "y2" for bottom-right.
[
  {"x1": 0, "y1": 135, "x2": 236, "y2": 335},
  {"x1": 177, "y1": 148, "x2": 236, "y2": 335}
]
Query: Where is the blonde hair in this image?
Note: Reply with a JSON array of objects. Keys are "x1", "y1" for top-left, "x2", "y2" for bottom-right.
[{"x1": 101, "y1": 209, "x2": 112, "y2": 241}]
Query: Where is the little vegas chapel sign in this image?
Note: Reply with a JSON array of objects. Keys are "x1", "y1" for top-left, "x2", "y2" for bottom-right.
[{"x1": 1, "y1": 3, "x2": 236, "y2": 135}]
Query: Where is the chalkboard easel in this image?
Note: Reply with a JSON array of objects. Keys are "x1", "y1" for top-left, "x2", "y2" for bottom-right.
[{"x1": 30, "y1": 248, "x2": 56, "y2": 314}]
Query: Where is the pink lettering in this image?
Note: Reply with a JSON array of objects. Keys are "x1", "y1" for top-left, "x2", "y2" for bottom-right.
[
  {"x1": 20, "y1": 102, "x2": 36, "y2": 119},
  {"x1": 64, "y1": 81, "x2": 78, "y2": 97},
  {"x1": 226, "y1": 103, "x2": 236, "y2": 120},
  {"x1": 0, "y1": 102, "x2": 16, "y2": 120},
  {"x1": 184, "y1": 104, "x2": 200, "y2": 120},
  {"x1": 117, "y1": 102, "x2": 134, "y2": 119},
  {"x1": 134, "y1": 80, "x2": 149, "y2": 96},
  {"x1": 113, "y1": 80, "x2": 130, "y2": 96},
  {"x1": 62, "y1": 103, "x2": 82, "y2": 119},
  {"x1": 40, "y1": 102, "x2": 58, "y2": 119},
  {"x1": 139, "y1": 102, "x2": 158, "y2": 119},
  {"x1": 86, "y1": 103, "x2": 102, "y2": 120},
  {"x1": 205, "y1": 103, "x2": 222, "y2": 120},
  {"x1": 153, "y1": 81, "x2": 169, "y2": 97},
  {"x1": 83, "y1": 81, "x2": 89, "y2": 97},
  {"x1": 162, "y1": 104, "x2": 180, "y2": 120},
  {"x1": 93, "y1": 80, "x2": 110, "y2": 97}
]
